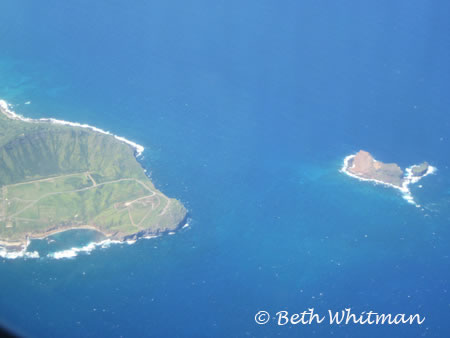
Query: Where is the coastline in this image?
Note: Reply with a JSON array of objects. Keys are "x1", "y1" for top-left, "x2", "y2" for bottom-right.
[
  {"x1": 340, "y1": 153, "x2": 436, "y2": 207},
  {"x1": 46, "y1": 216, "x2": 190, "y2": 259},
  {"x1": 0, "y1": 99, "x2": 144, "y2": 157},
  {"x1": 0, "y1": 217, "x2": 190, "y2": 259},
  {"x1": 0, "y1": 225, "x2": 108, "y2": 258}
]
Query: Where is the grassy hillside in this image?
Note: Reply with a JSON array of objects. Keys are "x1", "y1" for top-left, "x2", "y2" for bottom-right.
[
  {"x1": 0, "y1": 114, "x2": 147, "y2": 185},
  {"x1": 0, "y1": 110, "x2": 187, "y2": 246}
]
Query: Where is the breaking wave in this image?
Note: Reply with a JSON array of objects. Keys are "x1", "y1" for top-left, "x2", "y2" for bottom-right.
[
  {"x1": 0, "y1": 247, "x2": 39, "y2": 259},
  {"x1": 47, "y1": 239, "x2": 123, "y2": 259}
]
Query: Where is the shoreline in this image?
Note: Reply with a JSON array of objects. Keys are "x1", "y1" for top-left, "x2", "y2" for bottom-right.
[
  {"x1": 340, "y1": 153, "x2": 436, "y2": 207},
  {"x1": 0, "y1": 99, "x2": 144, "y2": 157},
  {"x1": 0, "y1": 225, "x2": 109, "y2": 256},
  {"x1": 27, "y1": 225, "x2": 107, "y2": 240},
  {"x1": 0, "y1": 216, "x2": 191, "y2": 259}
]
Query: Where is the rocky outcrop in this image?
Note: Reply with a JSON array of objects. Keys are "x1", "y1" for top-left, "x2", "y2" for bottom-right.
[
  {"x1": 348, "y1": 150, "x2": 404, "y2": 187},
  {"x1": 411, "y1": 162, "x2": 429, "y2": 177}
]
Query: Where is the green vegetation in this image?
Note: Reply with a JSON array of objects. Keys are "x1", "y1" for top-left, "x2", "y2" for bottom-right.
[{"x1": 0, "y1": 109, "x2": 187, "y2": 247}]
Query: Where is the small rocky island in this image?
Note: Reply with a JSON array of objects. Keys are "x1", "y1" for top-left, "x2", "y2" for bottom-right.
[
  {"x1": 342, "y1": 150, "x2": 434, "y2": 206},
  {"x1": 411, "y1": 162, "x2": 430, "y2": 177},
  {"x1": 345, "y1": 150, "x2": 430, "y2": 187},
  {"x1": 347, "y1": 150, "x2": 406, "y2": 187}
]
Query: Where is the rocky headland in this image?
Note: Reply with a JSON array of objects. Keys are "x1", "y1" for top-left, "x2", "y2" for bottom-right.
[{"x1": 0, "y1": 99, "x2": 187, "y2": 258}]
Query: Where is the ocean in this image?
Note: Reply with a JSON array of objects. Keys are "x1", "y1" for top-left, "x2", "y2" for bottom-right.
[{"x1": 0, "y1": 0, "x2": 449, "y2": 337}]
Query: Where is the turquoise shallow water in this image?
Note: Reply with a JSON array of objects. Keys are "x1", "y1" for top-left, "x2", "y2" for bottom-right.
[{"x1": 1, "y1": 1, "x2": 450, "y2": 337}]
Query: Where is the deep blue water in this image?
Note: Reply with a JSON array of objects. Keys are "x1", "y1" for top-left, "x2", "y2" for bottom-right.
[{"x1": 1, "y1": 1, "x2": 450, "y2": 337}]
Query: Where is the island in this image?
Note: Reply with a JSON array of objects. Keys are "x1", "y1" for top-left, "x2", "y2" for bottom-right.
[
  {"x1": 346, "y1": 150, "x2": 405, "y2": 187},
  {"x1": 0, "y1": 100, "x2": 187, "y2": 253},
  {"x1": 341, "y1": 150, "x2": 434, "y2": 206}
]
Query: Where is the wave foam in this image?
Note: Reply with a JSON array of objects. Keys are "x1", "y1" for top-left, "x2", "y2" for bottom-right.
[
  {"x1": 0, "y1": 248, "x2": 40, "y2": 259},
  {"x1": 47, "y1": 239, "x2": 122, "y2": 259},
  {"x1": 46, "y1": 233, "x2": 164, "y2": 259},
  {"x1": 0, "y1": 239, "x2": 40, "y2": 259},
  {"x1": 0, "y1": 228, "x2": 169, "y2": 260},
  {"x1": 341, "y1": 153, "x2": 436, "y2": 207},
  {"x1": 0, "y1": 99, "x2": 144, "y2": 156}
]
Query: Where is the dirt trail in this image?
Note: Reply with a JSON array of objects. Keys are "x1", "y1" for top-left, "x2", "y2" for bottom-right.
[
  {"x1": 158, "y1": 196, "x2": 171, "y2": 216},
  {"x1": 87, "y1": 173, "x2": 97, "y2": 186},
  {"x1": 7, "y1": 172, "x2": 88, "y2": 188},
  {"x1": 9, "y1": 178, "x2": 155, "y2": 218}
]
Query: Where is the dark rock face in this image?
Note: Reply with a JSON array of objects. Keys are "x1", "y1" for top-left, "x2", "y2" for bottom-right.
[
  {"x1": 411, "y1": 162, "x2": 429, "y2": 177},
  {"x1": 348, "y1": 150, "x2": 404, "y2": 187}
]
